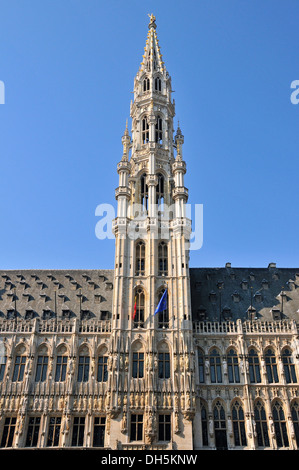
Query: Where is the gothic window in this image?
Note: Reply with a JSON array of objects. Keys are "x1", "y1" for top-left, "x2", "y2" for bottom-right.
[
  {"x1": 248, "y1": 348, "x2": 261, "y2": 383},
  {"x1": 132, "y1": 351, "x2": 144, "y2": 379},
  {"x1": 72, "y1": 417, "x2": 85, "y2": 447},
  {"x1": 155, "y1": 116, "x2": 163, "y2": 144},
  {"x1": 55, "y1": 355, "x2": 68, "y2": 382},
  {"x1": 227, "y1": 348, "x2": 240, "y2": 383},
  {"x1": 232, "y1": 401, "x2": 247, "y2": 446},
  {"x1": 265, "y1": 348, "x2": 279, "y2": 383},
  {"x1": 158, "y1": 414, "x2": 171, "y2": 441},
  {"x1": 93, "y1": 417, "x2": 106, "y2": 447},
  {"x1": 157, "y1": 288, "x2": 169, "y2": 329},
  {"x1": 209, "y1": 348, "x2": 222, "y2": 383},
  {"x1": 142, "y1": 117, "x2": 149, "y2": 144},
  {"x1": 47, "y1": 416, "x2": 61, "y2": 447},
  {"x1": 35, "y1": 354, "x2": 48, "y2": 382},
  {"x1": 97, "y1": 355, "x2": 108, "y2": 382},
  {"x1": 213, "y1": 401, "x2": 227, "y2": 450},
  {"x1": 143, "y1": 77, "x2": 150, "y2": 92},
  {"x1": 156, "y1": 173, "x2": 164, "y2": 206},
  {"x1": 254, "y1": 401, "x2": 270, "y2": 447},
  {"x1": 158, "y1": 241, "x2": 168, "y2": 276},
  {"x1": 198, "y1": 349, "x2": 205, "y2": 383},
  {"x1": 130, "y1": 414, "x2": 143, "y2": 441},
  {"x1": 158, "y1": 344, "x2": 170, "y2": 379},
  {"x1": 0, "y1": 417, "x2": 16, "y2": 448},
  {"x1": 282, "y1": 348, "x2": 297, "y2": 383},
  {"x1": 140, "y1": 174, "x2": 148, "y2": 209},
  {"x1": 291, "y1": 401, "x2": 299, "y2": 447},
  {"x1": 272, "y1": 401, "x2": 289, "y2": 448},
  {"x1": 25, "y1": 417, "x2": 41, "y2": 447},
  {"x1": 155, "y1": 76, "x2": 162, "y2": 92},
  {"x1": 12, "y1": 355, "x2": 26, "y2": 382},
  {"x1": 133, "y1": 288, "x2": 145, "y2": 328},
  {"x1": 77, "y1": 348, "x2": 90, "y2": 383},
  {"x1": 0, "y1": 355, "x2": 6, "y2": 381},
  {"x1": 200, "y1": 401, "x2": 209, "y2": 446},
  {"x1": 135, "y1": 241, "x2": 145, "y2": 276}
]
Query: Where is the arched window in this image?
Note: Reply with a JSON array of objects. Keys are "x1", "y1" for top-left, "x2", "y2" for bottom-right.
[
  {"x1": 55, "y1": 345, "x2": 68, "y2": 382},
  {"x1": 77, "y1": 345, "x2": 90, "y2": 383},
  {"x1": 227, "y1": 349, "x2": 240, "y2": 383},
  {"x1": 143, "y1": 77, "x2": 150, "y2": 92},
  {"x1": 135, "y1": 241, "x2": 145, "y2": 276},
  {"x1": 291, "y1": 401, "x2": 299, "y2": 447},
  {"x1": 155, "y1": 116, "x2": 163, "y2": 144},
  {"x1": 209, "y1": 349, "x2": 222, "y2": 383},
  {"x1": 35, "y1": 345, "x2": 49, "y2": 383},
  {"x1": 254, "y1": 400, "x2": 270, "y2": 447},
  {"x1": 232, "y1": 401, "x2": 247, "y2": 446},
  {"x1": 132, "y1": 342, "x2": 144, "y2": 379},
  {"x1": 200, "y1": 401, "x2": 209, "y2": 446},
  {"x1": 198, "y1": 349, "x2": 205, "y2": 383},
  {"x1": 158, "y1": 241, "x2": 168, "y2": 276},
  {"x1": 282, "y1": 348, "x2": 297, "y2": 384},
  {"x1": 133, "y1": 288, "x2": 145, "y2": 328},
  {"x1": 97, "y1": 346, "x2": 108, "y2": 383},
  {"x1": 158, "y1": 343, "x2": 170, "y2": 379},
  {"x1": 156, "y1": 173, "x2": 164, "y2": 206},
  {"x1": 155, "y1": 76, "x2": 162, "y2": 92},
  {"x1": 140, "y1": 173, "x2": 148, "y2": 209},
  {"x1": 248, "y1": 348, "x2": 261, "y2": 383},
  {"x1": 265, "y1": 348, "x2": 279, "y2": 383},
  {"x1": 142, "y1": 117, "x2": 149, "y2": 144},
  {"x1": 213, "y1": 401, "x2": 227, "y2": 450},
  {"x1": 157, "y1": 288, "x2": 169, "y2": 329},
  {"x1": 12, "y1": 345, "x2": 27, "y2": 382},
  {"x1": 272, "y1": 400, "x2": 289, "y2": 448},
  {"x1": 0, "y1": 354, "x2": 6, "y2": 382}
]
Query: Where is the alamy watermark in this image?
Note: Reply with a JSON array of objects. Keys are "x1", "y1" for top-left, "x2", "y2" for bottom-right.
[
  {"x1": 290, "y1": 80, "x2": 299, "y2": 105},
  {"x1": 0, "y1": 81, "x2": 5, "y2": 104},
  {"x1": 95, "y1": 202, "x2": 203, "y2": 251}
]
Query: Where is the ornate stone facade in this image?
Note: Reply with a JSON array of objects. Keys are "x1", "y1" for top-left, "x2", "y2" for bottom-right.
[{"x1": 0, "y1": 15, "x2": 299, "y2": 451}]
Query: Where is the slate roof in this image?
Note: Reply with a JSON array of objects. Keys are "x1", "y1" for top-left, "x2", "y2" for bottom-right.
[
  {"x1": 190, "y1": 264, "x2": 299, "y2": 322},
  {"x1": 1, "y1": 265, "x2": 299, "y2": 324},
  {"x1": 0, "y1": 270, "x2": 114, "y2": 320}
]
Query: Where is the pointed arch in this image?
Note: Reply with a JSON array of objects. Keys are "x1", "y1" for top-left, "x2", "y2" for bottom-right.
[
  {"x1": 133, "y1": 287, "x2": 145, "y2": 328},
  {"x1": 135, "y1": 240, "x2": 145, "y2": 276},
  {"x1": 158, "y1": 241, "x2": 168, "y2": 276},
  {"x1": 254, "y1": 399, "x2": 270, "y2": 447},
  {"x1": 155, "y1": 115, "x2": 163, "y2": 144},
  {"x1": 231, "y1": 399, "x2": 247, "y2": 446},
  {"x1": 272, "y1": 400, "x2": 289, "y2": 447},
  {"x1": 142, "y1": 116, "x2": 149, "y2": 144}
]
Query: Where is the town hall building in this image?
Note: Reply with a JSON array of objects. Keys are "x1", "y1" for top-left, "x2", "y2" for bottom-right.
[{"x1": 0, "y1": 15, "x2": 299, "y2": 451}]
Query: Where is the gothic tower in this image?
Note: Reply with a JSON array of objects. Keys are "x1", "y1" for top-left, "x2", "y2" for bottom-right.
[{"x1": 111, "y1": 14, "x2": 195, "y2": 449}]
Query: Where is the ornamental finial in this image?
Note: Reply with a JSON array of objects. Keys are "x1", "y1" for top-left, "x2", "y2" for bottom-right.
[{"x1": 148, "y1": 13, "x2": 156, "y2": 29}]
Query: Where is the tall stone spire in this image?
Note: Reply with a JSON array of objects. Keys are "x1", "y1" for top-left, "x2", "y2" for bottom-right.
[{"x1": 111, "y1": 15, "x2": 195, "y2": 449}]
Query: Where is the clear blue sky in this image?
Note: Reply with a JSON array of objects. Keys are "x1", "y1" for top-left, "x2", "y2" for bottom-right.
[{"x1": 0, "y1": 0, "x2": 299, "y2": 270}]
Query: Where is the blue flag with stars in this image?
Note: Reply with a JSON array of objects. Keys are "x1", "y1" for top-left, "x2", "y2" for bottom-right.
[{"x1": 154, "y1": 289, "x2": 167, "y2": 316}]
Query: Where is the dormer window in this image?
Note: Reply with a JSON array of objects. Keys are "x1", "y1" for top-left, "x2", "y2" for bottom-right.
[
  {"x1": 143, "y1": 77, "x2": 150, "y2": 92},
  {"x1": 272, "y1": 308, "x2": 281, "y2": 321},
  {"x1": 142, "y1": 117, "x2": 149, "y2": 144},
  {"x1": 7, "y1": 309, "x2": 16, "y2": 320}
]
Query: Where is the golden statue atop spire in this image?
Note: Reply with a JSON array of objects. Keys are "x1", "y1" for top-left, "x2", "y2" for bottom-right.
[{"x1": 148, "y1": 13, "x2": 156, "y2": 29}]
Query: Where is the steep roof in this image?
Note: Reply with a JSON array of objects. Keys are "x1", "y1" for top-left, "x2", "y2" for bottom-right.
[{"x1": 190, "y1": 265, "x2": 299, "y2": 322}]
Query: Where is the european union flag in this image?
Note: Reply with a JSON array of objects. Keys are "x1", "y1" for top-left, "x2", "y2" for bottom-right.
[{"x1": 154, "y1": 289, "x2": 167, "y2": 316}]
